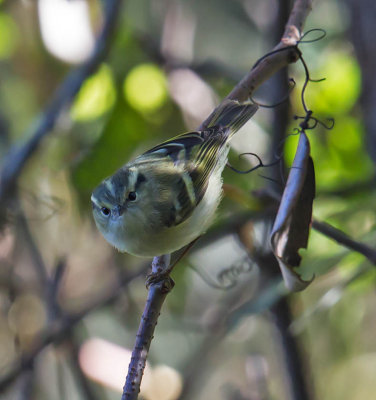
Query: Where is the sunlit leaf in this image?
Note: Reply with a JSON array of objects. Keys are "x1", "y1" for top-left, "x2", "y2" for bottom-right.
[
  {"x1": 71, "y1": 64, "x2": 116, "y2": 121},
  {"x1": 123, "y1": 63, "x2": 168, "y2": 113}
]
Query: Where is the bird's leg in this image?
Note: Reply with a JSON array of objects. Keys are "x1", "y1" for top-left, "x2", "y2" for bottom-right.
[{"x1": 146, "y1": 237, "x2": 201, "y2": 288}]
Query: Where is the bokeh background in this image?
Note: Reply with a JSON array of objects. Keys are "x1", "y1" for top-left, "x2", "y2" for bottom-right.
[{"x1": 0, "y1": 0, "x2": 375, "y2": 399}]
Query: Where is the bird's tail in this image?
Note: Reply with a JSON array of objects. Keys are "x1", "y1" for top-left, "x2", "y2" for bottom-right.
[{"x1": 204, "y1": 99, "x2": 258, "y2": 138}]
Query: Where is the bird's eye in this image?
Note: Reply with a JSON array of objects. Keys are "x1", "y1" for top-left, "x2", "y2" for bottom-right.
[
  {"x1": 101, "y1": 207, "x2": 111, "y2": 216},
  {"x1": 128, "y1": 191, "x2": 137, "y2": 201}
]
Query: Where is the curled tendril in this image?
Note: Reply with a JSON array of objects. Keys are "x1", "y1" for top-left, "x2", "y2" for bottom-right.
[
  {"x1": 227, "y1": 152, "x2": 281, "y2": 174},
  {"x1": 293, "y1": 50, "x2": 335, "y2": 133},
  {"x1": 300, "y1": 54, "x2": 326, "y2": 85},
  {"x1": 274, "y1": 130, "x2": 301, "y2": 159},
  {"x1": 294, "y1": 114, "x2": 335, "y2": 132},
  {"x1": 188, "y1": 263, "x2": 231, "y2": 289},
  {"x1": 310, "y1": 77, "x2": 326, "y2": 83},
  {"x1": 217, "y1": 256, "x2": 255, "y2": 288},
  {"x1": 320, "y1": 117, "x2": 335, "y2": 129},
  {"x1": 251, "y1": 45, "x2": 299, "y2": 70},
  {"x1": 298, "y1": 28, "x2": 327, "y2": 44},
  {"x1": 250, "y1": 78, "x2": 296, "y2": 109},
  {"x1": 298, "y1": 55, "x2": 312, "y2": 114},
  {"x1": 231, "y1": 27, "x2": 332, "y2": 183},
  {"x1": 249, "y1": 28, "x2": 328, "y2": 112},
  {"x1": 294, "y1": 110, "x2": 313, "y2": 129},
  {"x1": 188, "y1": 256, "x2": 256, "y2": 290},
  {"x1": 251, "y1": 29, "x2": 326, "y2": 73}
]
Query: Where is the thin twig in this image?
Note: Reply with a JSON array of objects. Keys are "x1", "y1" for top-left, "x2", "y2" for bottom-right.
[
  {"x1": 312, "y1": 219, "x2": 376, "y2": 264},
  {"x1": 317, "y1": 175, "x2": 376, "y2": 197},
  {"x1": 121, "y1": 255, "x2": 173, "y2": 400},
  {"x1": 0, "y1": 0, "x2": 123, "y2": 213}
]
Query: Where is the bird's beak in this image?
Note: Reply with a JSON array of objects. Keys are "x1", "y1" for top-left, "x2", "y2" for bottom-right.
[{"x1": 112, "y1": 204, "x2": 125, "y2": 217}]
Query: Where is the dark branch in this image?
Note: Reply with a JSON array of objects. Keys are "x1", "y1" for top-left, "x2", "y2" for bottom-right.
[
  {"x1": 312, "y1": 220, "x2": 376, "y2": 265},
  {"x1": 122, "y1": 256, "x2": 174, "y2": 400},
  {"x1": 270, "y1": 297, "x2": 313, "y2": 400},
  {"x1": 0, "y1": 0, "x2": 123, "y2": 216}
]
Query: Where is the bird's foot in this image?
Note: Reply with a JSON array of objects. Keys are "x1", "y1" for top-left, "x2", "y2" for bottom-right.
[{"x1": 146, "y1": 271, "x2": 175, "y2": 292}]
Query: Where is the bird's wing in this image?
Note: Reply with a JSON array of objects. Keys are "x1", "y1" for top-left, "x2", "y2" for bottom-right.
[
  {"x1": 141, "y1": 100, "x2": 258, "y2": 226},
  {"x1": 143, "y1": 129, "x2": 228, "y2": 226}
]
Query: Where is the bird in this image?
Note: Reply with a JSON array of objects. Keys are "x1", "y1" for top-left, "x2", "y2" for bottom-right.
[{"x1": 91, "y1": 99, "x2": 258, "y2": 257}]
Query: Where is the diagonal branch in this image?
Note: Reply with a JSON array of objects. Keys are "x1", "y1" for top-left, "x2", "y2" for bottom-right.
[
  {"x1": 0, "y1": 0, "x2": 123, "y2": 213},
  {"x1": 225, "y1": 0, "x2": 313, "y2": 103}
]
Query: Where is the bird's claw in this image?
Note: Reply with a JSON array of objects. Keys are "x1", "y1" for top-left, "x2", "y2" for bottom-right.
[{"x1": 146, "y1": 271, "x2": 175, "y2": 292}]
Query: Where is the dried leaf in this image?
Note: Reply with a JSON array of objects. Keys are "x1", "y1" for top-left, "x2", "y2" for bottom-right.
[{"x1": 270, "y1": 132, "x2": 315, "y2": 291}]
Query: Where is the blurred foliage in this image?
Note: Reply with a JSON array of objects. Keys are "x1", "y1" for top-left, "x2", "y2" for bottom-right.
[
  {"x1": 123, "y1": 63, "x2": 168, "y2": 113},
  {"x1": 0, "y1": 12, "x2": 18, "y2": 59},
  {"x1": 0, "y1": 0, "x2": 376, "y2": 400},
  {"x1": 71, "y1": 64, "x2": 117, "y2": 122}
]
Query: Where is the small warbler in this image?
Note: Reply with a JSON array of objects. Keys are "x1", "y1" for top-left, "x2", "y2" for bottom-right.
[{"x1": 91, "y1": 100, "x2": 258, "y2": 256}]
